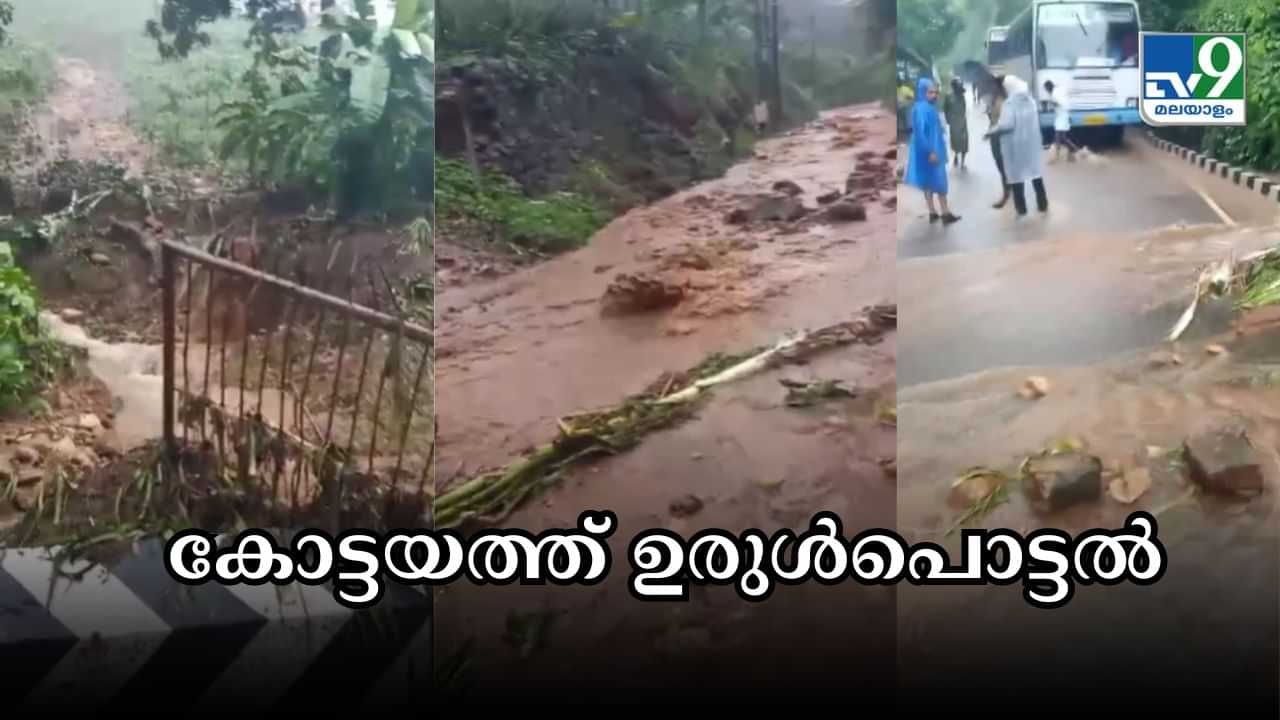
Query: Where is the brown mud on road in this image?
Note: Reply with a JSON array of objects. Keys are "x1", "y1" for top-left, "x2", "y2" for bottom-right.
[
  {"x1": 896, "y1": 224, "x2": 1280, "y2": 694},
  {"x1": 434, "y1": 105, "x2": 897, "y2": 695},
  {"x1": 436, "y1": 103, "x2": 896, "y2": 477}
]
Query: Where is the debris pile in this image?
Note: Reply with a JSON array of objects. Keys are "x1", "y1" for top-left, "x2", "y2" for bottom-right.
[
  {"x1": 601, "y1": 273, "x2": 687, "y2": 315},
  {"x1": 434, "y1": 306, "x2": 897, "y2": 528}
]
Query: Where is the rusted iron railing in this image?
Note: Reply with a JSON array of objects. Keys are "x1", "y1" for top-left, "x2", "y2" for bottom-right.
[{"x1": 160, "y1": 237, "x2": 434, "y2": 532}]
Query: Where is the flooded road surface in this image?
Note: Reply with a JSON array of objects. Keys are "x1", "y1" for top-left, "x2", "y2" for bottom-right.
[
  {"x1": 899, "y1": 101, "x2": 1280, "y2": 387},
  {"x1": 898, "y1": 106, "x2": 1280, "y2": 260},
  {"x1": 897, "y1": 105, "x2": 1280, "y2": 697},
  {"x1": 897, "y1": 343, "x2": 1280, "y2": 697},
  {"x1": 900, "y1": 224, "x2": 1280, "y2": 387},
  {"x1": 434, "y1": 105, "x2": 897, "y2": 695}
]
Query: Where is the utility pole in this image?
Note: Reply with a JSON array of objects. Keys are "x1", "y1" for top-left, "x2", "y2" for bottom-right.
[
  {"x1": 754, "y1": 0, "x2": 766, "y2": 105},
  {"x1": 769, "y1": 0, "x2": 782, "y2": 124},
  {"x1": 810, "y1": 10, "x2": 817, "y2": 93}
]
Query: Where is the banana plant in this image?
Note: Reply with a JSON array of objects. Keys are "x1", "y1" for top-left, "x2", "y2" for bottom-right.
[{"x1": 213, "y1": 0, "x2": 433, "y2": 213}]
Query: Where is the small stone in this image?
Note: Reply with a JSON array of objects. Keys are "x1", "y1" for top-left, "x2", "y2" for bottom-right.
[
  {"x1": 824, "y1": 199, "x2": 867, "y2": 223},
  {"x1": 94, "y1": 431, "x2": 123, "y2": 459},
  {"x1": 1205, "y1": 343, "x2": 1227, "y2": 356},
  {"x1": 690, "y1": 452, "x2": 704, "y2": 461},
  {"x1": 755, "y1": 476, "x2": 785, "y2": 492},
  {"x1": 60, "y1": 308, "x2": 84, "y2": 322},
  {"x1": 1109, "y1": 467, "x2": 1152, "y2": 505},
  {"x1": 772, "y1": 180, "x2": 804, "y2": 196},
  {"x1": 1023, "y1": 452, "x2": 1103, "y2": 513},
  {"x1": 89, "y1": 252, "x2": 111, "y2": 266},
  {"x1": 1183, "y1": 427, "x2": 1263, "y2": 496},
  {"x1": 1020, "y1": 376, "x2": 1051, "y2": 399},
  {"x1": 593, "y1": 264, "x2": 613, "y2": 274},
  {"x1": 952, "y1": 469, "x2": 1004, "y2": 505},
  {"x1": 816, "y1": 190, "x2": 842, "y2": 205},
  {"x1": 77, "y1": 413, "x2": 102, "y2": 431},
  {"x1": 669, "y1": 494, "x2": 704, "y2": 518},
  {"x1": 13, "y1": 446, "x2": 38, "y2": 464},
  {"x1": 16, "y1": 465, "x2": 44, "y2": 486}
]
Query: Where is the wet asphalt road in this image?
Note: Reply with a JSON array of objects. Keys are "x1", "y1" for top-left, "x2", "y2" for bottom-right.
[{"x1": 897, "y1": 104, "x2": 1280, "y2": 388}]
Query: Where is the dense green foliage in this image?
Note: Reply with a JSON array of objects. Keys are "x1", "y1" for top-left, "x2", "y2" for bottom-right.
[
  {"x1": 898, "y1": 0, "x2": 964, "y2": 62},
  {"x1": 436, "y1": 158, "x2": 607, "y2": 253},
  {"x1": 147, "y1": 0, "x2": 434, "y2": 218},
  {"x1": 0, "y1": 2, "x2": 11, "y2": 46},
  {"x1": 0, "y1": 242, "x2": 58, "y2": 412}
]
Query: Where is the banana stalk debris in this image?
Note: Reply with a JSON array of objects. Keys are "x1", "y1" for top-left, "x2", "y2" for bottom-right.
[
  {"x1": 434, "y1": 304, "x2": 896, "y2": 529},
  {"x1": 1168, "y1": 245, "x2": 1280, "y2": 341}
]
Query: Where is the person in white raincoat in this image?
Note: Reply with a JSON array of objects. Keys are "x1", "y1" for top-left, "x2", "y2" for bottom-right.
[
  {"x1": 1043, "y1": 79, "x2": 1080, "y2": 162},
  {"x1": 984, "y1": 75, "x2": 1047, "y2": 216}
]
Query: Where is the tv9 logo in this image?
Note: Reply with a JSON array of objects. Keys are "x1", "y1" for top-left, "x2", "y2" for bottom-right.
[{"x1": 1139, "y1": 32, "x2": 1245, "y2": 127}]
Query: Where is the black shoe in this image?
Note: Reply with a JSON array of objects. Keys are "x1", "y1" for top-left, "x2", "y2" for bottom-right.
[
  {"x1": 942, "y1": 213, "x2": 961, "y2": 225},
  {"x1": 929, "y1": 213, "x2": 940, "y2": 223}
]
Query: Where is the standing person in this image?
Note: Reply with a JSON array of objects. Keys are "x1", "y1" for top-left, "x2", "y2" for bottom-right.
[
  {"x1": 985, "y1": 77, "x2": 1010, "y2": 208},
  {"x1": 905, "y1": 77, "x2": 960, "y2": 225},
  {"x1": 1043, "y1": 79, "x2": 1080, "y2": 161},
  {"x1": 984, "y1": 75, "x2": 1047, "y2": 217},
  {"x1": 944, "y1": 77, "x2": 969, "y2": 169},
  {"x1": 897, "y1": 80, "x2": 915, "y2": 141}
]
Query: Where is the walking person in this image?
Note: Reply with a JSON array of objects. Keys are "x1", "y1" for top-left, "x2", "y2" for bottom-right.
[
  {"x1": 984, "y1": 75, "x2": 1047, "y2": 217},
  {"x1": 944, "y1": 77, "x2": 969, "y2": 169},
  {"x1": 1042, "y1": 79, "x2": 1080, "y2": 161},
  {"x1": 905, "y1": 77, "x2": 960, "y2": 225},
  {"x1": 984, "y1": 77, "x2": 1010, "y2": 208}
]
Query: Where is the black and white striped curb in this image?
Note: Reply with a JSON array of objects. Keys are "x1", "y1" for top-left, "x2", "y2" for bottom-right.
[
  {"x1": 1145, "y1": 131, "x2": 1280, "y2": 203},
  {"x1": 0, "y1": 536, "x2": 432, "y2": 712}
]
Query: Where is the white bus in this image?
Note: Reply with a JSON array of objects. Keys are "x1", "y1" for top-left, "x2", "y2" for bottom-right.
[
  {"x1": 986, "y1": 25, "x2": 1009, "y2": 75},
  {"x1": 1001, "y1": 0, "x2": 1142, "y2": 144}
]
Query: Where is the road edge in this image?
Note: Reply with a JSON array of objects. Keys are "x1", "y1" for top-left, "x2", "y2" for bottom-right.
[
  {"x1": 0, "y1": 536, "x2": 432, "y2": 710},
  {"x1": 1144, "y1": 130, "x2": 1280, "y2": 204}
]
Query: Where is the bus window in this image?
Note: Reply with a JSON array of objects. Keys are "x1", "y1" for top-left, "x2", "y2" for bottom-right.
[{"x1": 1036, "y1": 2, "x2": 1139, "y2": 69}]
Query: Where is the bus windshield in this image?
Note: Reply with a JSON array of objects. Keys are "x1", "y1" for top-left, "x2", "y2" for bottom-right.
[{"x1": 1036, "y1": 2, "x2": 1139, "y2": 69}]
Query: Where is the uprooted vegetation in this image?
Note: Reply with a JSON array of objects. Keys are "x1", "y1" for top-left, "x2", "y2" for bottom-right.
[
  {"x1": 435, "y1": 305, "x2": 895, "y2": 529},
  {"x1": 435, "y1": 0, "x2": 893, "y2": 260},
  {"x1": 0, "y1": 1, "x2": 437, "y2": 546}
]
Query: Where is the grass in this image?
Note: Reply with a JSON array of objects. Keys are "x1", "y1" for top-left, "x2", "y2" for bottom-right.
[
  {"x1": 0, "y1": 39, "x2": 56, "y2": 113},
  {"x1": 945, "y1": 467, "x2": 1012, "y2": 537},
  {"x1": 1238, "y1": 254, "x2": 1280, "y2": 310},
  {"x1": 436, "y1": 157, "x2": 609, "y2": 254}
]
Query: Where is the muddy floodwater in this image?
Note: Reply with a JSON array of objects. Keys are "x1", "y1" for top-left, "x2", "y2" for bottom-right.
[
  {"x1": 896, "y1": 219, "x2": 1280, "y2": 697},
  {"x1": 434, "y1": 105, "x2": 898, "y2": 697}
]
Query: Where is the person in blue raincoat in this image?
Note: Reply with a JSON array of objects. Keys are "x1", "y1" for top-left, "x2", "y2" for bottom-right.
[
  {"x1": 905, "y1": 77, "x2": 960, "y2": 225},
  {"x1": 984, "y1": 75, "x2": 1048, "y2": 216}
]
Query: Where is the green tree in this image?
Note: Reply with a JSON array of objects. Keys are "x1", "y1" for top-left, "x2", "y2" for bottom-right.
[
  {"x1": 149, "y1": 0, "x2": 433, "y2": 218},
  {"x1": 898, "y1": 0, "x2": 963, "y2": 62},
  {"x1": 0, "y1": 1, "x2": 12, "y2": 45}
]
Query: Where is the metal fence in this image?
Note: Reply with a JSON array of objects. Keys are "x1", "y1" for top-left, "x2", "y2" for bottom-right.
[{"x1": 159, "y1": 237, "x2": 434, "y2": 532}]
